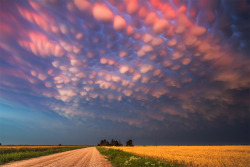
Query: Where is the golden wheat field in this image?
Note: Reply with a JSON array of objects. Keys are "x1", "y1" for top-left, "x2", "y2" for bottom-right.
[{"x1": 110, "y1": 145, "x2": 250, "y2": 167}]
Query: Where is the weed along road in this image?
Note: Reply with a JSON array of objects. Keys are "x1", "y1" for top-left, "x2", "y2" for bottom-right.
[{"x1": 1, "y1": 147, "x2": 112, "y2": 167}]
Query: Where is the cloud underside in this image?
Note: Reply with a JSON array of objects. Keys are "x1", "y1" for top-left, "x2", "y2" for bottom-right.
[{"x1": 0, "y1": 0, "x2": 249, "y2": 129}]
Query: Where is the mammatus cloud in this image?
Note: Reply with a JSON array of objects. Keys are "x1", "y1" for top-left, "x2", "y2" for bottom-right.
[{"x1": 0, "y1": 0, "x2": 249, "y2": 130}]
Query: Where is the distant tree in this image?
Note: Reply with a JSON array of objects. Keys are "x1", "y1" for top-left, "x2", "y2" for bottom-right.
[
  {"x1": 58, "y1": 144, "x2": 62, "y2": 146},
  {"x1": 114, "y1": 140, "x2": 119, "y2": 146},
  {"x1": 0, "y1": 143, "x2": 1, "y2": 145},
  {"x1": 110, "y1": 139, "x2": 115, "y2": 146},
  {"x1": 98, "y1": 139, "x2": 123, "y2": 146},
  {"x1": 99, "y1": 139, "x2": 110, "y2": 146},
  {"x1": 126, "y1": 139, "x2": 134, "y2": 146},
  {"x1": 118, "y1": 140, "x2": 123, "y2": 146},
  {"x1": 110, "y1": 139, "x2": 121, "y2": 146}
]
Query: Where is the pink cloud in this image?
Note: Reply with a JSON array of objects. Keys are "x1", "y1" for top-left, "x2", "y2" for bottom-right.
[
  {"x1": 93, "y1": 4, "x2": 114, "y2": 23},
  {"x1": 141, "y1": 45, "x2": 154, "y2": 53},
  {"x1": 137, "y1": 50, "x2": 146, "y2": 57},
  {"x1": 96, "y1": 80, "x2": 112, "y2": 89},
  {"x1": 76, "y1": 72, "x2": 87, "y2": 78},
  {"x1": 140, "y1": 64, "x2": 154, "y2": 73},
  {"x1": 30, "y1": 70, "x2": 37, "y2": 77},
  {"x1": 89, "y1": 92, "x2": 99, "y2": 99},
  {"x1": 162, "y1": 4, "x2": 176, "y2": 19},
  {"x1": 162, "y1": 60, "x2": 172, "y2": 67},
  {"x1": 132, "y1": 73, "x2": 141, "y2": 82},
  {"x1": 119, "y1": 51, "x2": 128, "y2": 57},
  {"x1": 170, "y1": 64, "x2": 181, "y2": 71},
  {"x1": 143, "y1": 33, "x2": 153, "y2": 43},
  {"x1": 153, "y1": 69, "x2": 163, "y2": 77},
  {"x1": 175, "y1": 13, "x2": 191, "y2": 34},
  {"x1": 151, "y1": 88, "x2": 168, "y2": 98},
  {"x1": 172, "y1": 51, "x2": 183, "y2": 60},
  {"x1": 145, "y1": 12, "x2": 158, "y2": 26},
  {"x1": 151, "y1": 37, "x2": 164, "y2": 46},
  {"x1": 161, "y1": 106, "x2": 184, "y2": 117},
  {"x1": 59, "y1": 24, "x2": 68, "y2": 34},
  {"x1": 146, "y1": 112, "x2": 165, "y2": 121},
  {"x1": 113, "y1": 15, "x2": 126, "y2": 31},
  {"x1": 141, "y1": 76, "x2": 150, "y2": 83},
  {"x1": 126, "y1": 25, "x2": 134, "y2": 36},
  {"x1": 119, "y1": 65, "x2": 129, "y2": 74},
  {"x1": 181, "y1": 58, "x2": 192, "y2": 65},
  {"x1": 38, "y1": 73, "x2": 47, "y2": 81},
  {"x1": 182, "y1": 77, "x2": 192, "y2": 83},
  {"x1": 18, "y1": 32, "x2": 65, "y2": 57},
  {"x1": 111, "y1": 75, "x2": 121, "y2": 82},
  {"x1": 73, "y1": 0, "x2": 92, "y2": 12},
  {"x1": 190, "y1": 25, "x2": 207, "y2": 36},
  {"x1": 70, "y1": 59, "x2": 82, "y2": 66},
  {"x1": 100, "y1": 57, "x2": 108, "y2": 64},
  {"x1": 123, "y1": 89, "x2": 133, "y2": 96},
  {"x1": 125, "y1": 0, "x2": 139, "y2": 14},
  {"x1": 108, "y1": 59, "x2": 115, "y2": 66},
  {"x1": 69, "y1": 67, "x2": 79, "y2": 73},
  {"x1": 167, "y1": 38, "x2": 177, "y2": 46},
  {"x1": 153, "y1": 19, "x2": 169, "y2": 34},
  {"x1": 75, "y1": 32, "x2": 83, "y2": 39},
  {"x1": 1, "y1": 67, "x2": 37, "y2": 84},
  {"x1": 52, "y1": 61, "x2": 60, "y2": 68},
  {"x1": 121, "y1": 80, "x2": 130, "y2": 87},
  {"x1": 59, "y1": 65, "x2": 68, "y2": 71},
  {"x1": 17, "y1": 6, "x2": 50, "y2": 32},
  {"x1": 184, "y1": 34, "x2": 197, "y2": 46},
  {"x1": 138, "y1": 6, "x2": 148, "y2": 19},
  {"x1": 45, "y1": 82, "x2": 52, "y2": 88}
]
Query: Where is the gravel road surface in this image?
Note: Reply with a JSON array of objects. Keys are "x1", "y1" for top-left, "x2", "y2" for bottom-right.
[{"x1": 1, "y1": 147, "x2": 112, "y2": 167}]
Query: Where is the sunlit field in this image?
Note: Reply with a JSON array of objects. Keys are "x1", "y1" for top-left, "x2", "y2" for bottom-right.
[
  {"x1": 0, "y1": 145, "x2": 82, "y2": 154},
  {"x1": 0, "y1": 145, "x2": 61, "y2": 149},
  {"x1": 110, "y1": 145, "x2": 250, "y2": 167}
]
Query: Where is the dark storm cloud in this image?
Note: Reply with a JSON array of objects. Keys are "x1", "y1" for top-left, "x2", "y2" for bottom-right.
[{"x1": 0, "y1": 0, "x2": 249, "y2": 144}]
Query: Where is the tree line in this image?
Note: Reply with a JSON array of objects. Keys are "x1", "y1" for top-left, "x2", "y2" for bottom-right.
[{"x1": 97, "y1": 139, "x2": 133, "y2": 146}]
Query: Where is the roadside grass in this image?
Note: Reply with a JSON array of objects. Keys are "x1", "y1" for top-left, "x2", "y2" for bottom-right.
[
  {"x1": 0, "y1": 146, "x2": 87, "y2": 165},
  {"x1": 97, "y1": 147, "x2": 183, "y2": 167}
]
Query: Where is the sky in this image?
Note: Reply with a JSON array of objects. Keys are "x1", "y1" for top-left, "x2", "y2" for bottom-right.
[{"x1": 0, "y1": 0, "x2": 249, "y2": 145}]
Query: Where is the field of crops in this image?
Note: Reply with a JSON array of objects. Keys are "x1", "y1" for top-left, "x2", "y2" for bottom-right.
[
  {"x1": 110, "y1": 145, "x2": 250, "y2": 167},
  {"x1": 0, "y1": 145, "x2": 62, "y2": 150},
  {"x1": 0, "y1": 145, "x2": 86, "y2": 165}
]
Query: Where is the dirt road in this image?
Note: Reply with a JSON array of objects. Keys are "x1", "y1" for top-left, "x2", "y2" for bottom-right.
[{"x1": 1, "y1": 147, "x2": 112, "y2": 167}]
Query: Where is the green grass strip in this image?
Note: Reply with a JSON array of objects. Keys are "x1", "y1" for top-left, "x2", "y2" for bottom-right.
[
  {"x1": 0, "y1": 146, "x2": 87, "y2": 165},
  {"x1": 97, "y1": 147, "x2": 183, "y2": 167}
]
